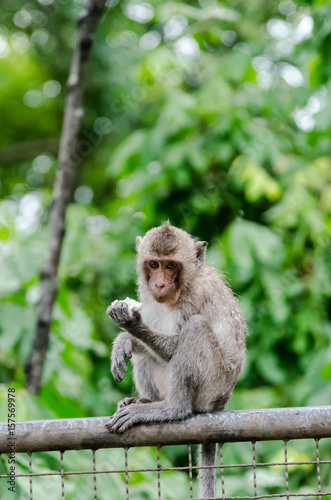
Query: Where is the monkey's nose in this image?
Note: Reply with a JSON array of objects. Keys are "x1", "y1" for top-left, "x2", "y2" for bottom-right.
[{"x1": 155, "y1": 282, "x2": 165, "y2": 289}]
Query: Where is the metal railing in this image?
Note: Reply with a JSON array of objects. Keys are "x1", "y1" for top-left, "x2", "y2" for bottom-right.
[{"x1": 0, "y1": 406, "x2": 331, "y2": 500}]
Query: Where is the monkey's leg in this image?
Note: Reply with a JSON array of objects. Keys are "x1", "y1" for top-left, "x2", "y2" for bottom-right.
[
  {"x1": 116, "y1": 358, "x2": 163, "y2": 410},
  {"x1": 133, "y1": 354, "x2": 166, "y2": 401},
  {"x1": 105, "y1": 393, "x2": 192, "y2": 433},
  {"x1": 106, "y1": 347, "x2": 195, "y2": 432}
]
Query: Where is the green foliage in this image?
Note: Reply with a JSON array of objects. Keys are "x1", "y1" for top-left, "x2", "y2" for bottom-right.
[{"x1": 0, "y1": 0, "x2": 331, "y2": 497}]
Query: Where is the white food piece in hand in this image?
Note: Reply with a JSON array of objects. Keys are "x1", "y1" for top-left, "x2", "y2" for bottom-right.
[{"x1": 111, "y1": 297, "x2": 142, "y2": 315}]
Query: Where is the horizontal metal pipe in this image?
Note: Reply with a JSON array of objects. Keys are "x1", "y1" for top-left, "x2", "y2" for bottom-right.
[{"x1": 0, "y1": 406, "x2": 330, "y2": 453}]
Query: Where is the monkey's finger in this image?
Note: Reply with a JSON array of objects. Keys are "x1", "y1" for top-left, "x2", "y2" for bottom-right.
[
  {"x1": 123, "y1": 342, "x2": 132, "y2": 359},
  {"x1": 112, "y1": 304, "x2": 132, "y2": 326},
  {"x1": 120, "y1": 302, "x2": 130, "y2": 312},
  {"x1": 118, "y1": 397, "x2": 134, "y2": 408},
  {"x1": 107, "y1": 302, "x2": 125, "y2": 317},
  {"x1": 111, "y1": 366, "x2": 125, "y2": 382},
  {"x1": 105, "y1": 413, "x2": 121, "y2": 431},
  {"x1": 107, "y1": 414, "x2": 132, "y2": 433},
  {"x1": 107, "y1": 308, "x2": 118, "y2": 323},
  {"x1": 113, "y1": 372, "x2": 124, "y2": 382},
  {"x1": 105, "y1": 419, "x2": 117, "y2": 432},
  {"x1": 132, "y1": 308, "x2": 141, "y2": 320},
  {"x1": 118, "y1": 397, "x2": 139, "y2": 409},
  {"x1": 117, "y1": 302, "x2": 130, "y2": 317},
  {"x1": 119, "y1": 359, "x2": 128, "y2": 372},
  {"x1": 106, "y1": 306, "x2": 121, "y2": 321}
]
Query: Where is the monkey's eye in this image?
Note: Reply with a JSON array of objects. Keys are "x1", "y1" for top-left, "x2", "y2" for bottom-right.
[
  {"x1": 148, "y1": 261, "x2": 159, "y2": 269},
  {"x1": 166, "y1": 262, "x2": 178, "y2": 270}
]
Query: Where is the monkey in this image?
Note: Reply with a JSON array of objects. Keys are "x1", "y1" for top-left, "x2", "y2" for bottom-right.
[{"x1": 106, "y1": 222, "x2": 247, "y2": 499}]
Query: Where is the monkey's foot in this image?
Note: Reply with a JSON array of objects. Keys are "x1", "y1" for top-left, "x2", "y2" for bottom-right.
[
  {"x1": 118, "y1": 397, "x2": 152, "y2": 409},
  {"x1": 105, "y1": 405, "x2": 146, "y2": 433}
]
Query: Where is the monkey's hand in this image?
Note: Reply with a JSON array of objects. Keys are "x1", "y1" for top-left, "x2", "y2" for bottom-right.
[
  {"x1": 107, "y1": 301, "x2": 142, "y2": 329},
  {"x1": 111, "y1": 333, "x2": 133, "y2": 382}
]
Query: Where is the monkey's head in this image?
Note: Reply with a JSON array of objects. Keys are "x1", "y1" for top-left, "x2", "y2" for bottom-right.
[{"x1": 136, "y1": 222, "x2": 207, "y2": 305}]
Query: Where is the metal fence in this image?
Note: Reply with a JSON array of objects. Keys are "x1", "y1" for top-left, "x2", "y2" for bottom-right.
[{"x1": 0, "y1": 407, "x2": 331, "y2": 500}]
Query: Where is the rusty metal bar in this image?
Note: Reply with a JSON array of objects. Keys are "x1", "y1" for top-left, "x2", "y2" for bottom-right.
[
  {"x1": 188, "y1": 444, "x2": 193, "y2": 499},
  {"x1": 157, "y1": 446, "x2": 161, "y2": 500},
  {"x1": 60, "y1": 451, "x2": 65, "y2": 500},
  {"x1": 124, "y1": 447, "x2": 129, "y2": 500},
  {"x1": 28, "y1": 451, "x2": 33, "y2": 500},
  {"x1": 0, "y1": 407, "x2": 330, "y2": 454}
]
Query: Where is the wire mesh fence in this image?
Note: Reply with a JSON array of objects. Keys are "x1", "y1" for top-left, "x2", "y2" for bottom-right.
[{"x1": 0, "y1": 407, "x2": 330, "y2": 500}]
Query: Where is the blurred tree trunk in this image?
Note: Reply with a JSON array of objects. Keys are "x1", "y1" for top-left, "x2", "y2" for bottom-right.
[{"x1": 24, "y1": 0, "x2": 106, "y2": 395}]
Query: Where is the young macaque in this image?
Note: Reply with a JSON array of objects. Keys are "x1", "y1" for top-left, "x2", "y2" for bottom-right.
[{"x1": 106, "y1": 222, "x2": 247, "y2": 498}]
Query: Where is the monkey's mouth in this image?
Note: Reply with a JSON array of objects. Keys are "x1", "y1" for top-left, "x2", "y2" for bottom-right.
[
  {"x1": 153, "y1": 291, "x2": 175, "y2": 303},
  {"x1": 154, "y1": 294, "x2": 168, "y2": 303},
  {"x1": 153, "y1": 289, "x2": 180, "y2": 305},
  {"x1": 152, "y1": 287, "x2": 172, "y2": 300}
]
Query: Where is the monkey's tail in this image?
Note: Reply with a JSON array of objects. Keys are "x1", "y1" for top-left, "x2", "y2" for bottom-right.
[{"x1": 198, "y1": 442, "x2": 217, "y2": 499}]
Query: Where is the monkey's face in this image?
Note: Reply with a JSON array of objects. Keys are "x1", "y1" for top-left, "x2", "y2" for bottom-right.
[{"x1": 144, "y1": 259, "x2": 182, "y2": 304}]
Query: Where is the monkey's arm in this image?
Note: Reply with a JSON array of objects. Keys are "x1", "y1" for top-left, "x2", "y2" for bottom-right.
[{"x1": 107, "y1": 303, "x2": 178, "y2": 362}]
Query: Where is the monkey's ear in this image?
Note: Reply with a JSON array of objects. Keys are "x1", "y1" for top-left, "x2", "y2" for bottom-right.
[
  {"x1": 195, "y1": 241, "x2": 207, "y2": 268},
  {"x1": 136, "y1": 236, "x2": 143, "y2": 250}
]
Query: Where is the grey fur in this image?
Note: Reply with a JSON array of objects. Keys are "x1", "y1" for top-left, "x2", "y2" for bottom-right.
[
  {"x1": 199, "y1": 443, "x2": 217, "y2": 498},
  {"x1": 106, "y1": 223, "x2": 247, "y2": 499}
]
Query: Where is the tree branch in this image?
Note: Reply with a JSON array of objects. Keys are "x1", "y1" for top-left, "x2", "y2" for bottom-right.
[{"x1": 24, "y1": 0, "x2": 106, "y2": 395}]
